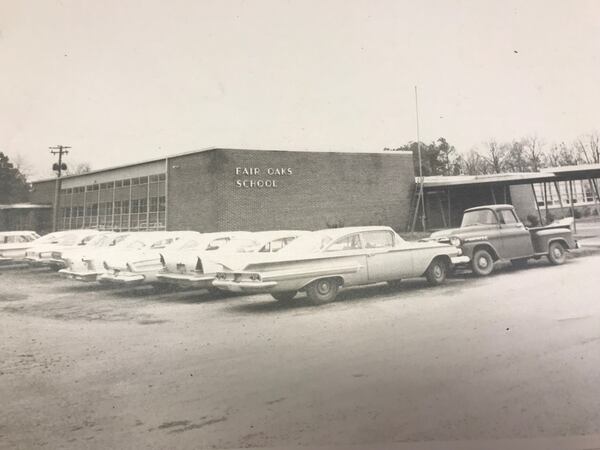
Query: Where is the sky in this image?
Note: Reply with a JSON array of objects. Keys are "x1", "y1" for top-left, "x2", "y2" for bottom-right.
[{"x1": 1, "y1": 0, "x2": 599, "y2": 179}]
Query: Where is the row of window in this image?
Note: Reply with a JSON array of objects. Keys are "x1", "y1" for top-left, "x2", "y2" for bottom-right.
[
  {"x1": 61, "y1": 212, "x2": 166, "y2": 232},
  {"x1": 534, "y1": 180, "x2": 599, "y2": 207},
  {"x1": 61, "y1": 196, "x2": 166, "y2": 218},
  {"x1": 61, "y1": 173, "x2": 166, "y2": 195}
]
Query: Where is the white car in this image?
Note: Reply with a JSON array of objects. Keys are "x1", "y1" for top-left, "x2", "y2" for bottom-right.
[
  {"x1": 24, "y1": 229, "x2": 100, "y2": 268},
  {"x1": 97, "y1": 231, "x2": 202, "y2": 285},
  {"x1": 0, "y1": 231, "x2": 40, "y2": 263},
  {"x1": 156, "y1": 230, "x2": 306, "y2": 290},
  {"x1": 58, "y1": 232, "x2": 170, "y2": 282},
  {"x1": 212, "y1": 226, "x2": 467, "y2": 304},
  {"x1": 55, "y1": 232, "x2": 128, "y2": 271}
]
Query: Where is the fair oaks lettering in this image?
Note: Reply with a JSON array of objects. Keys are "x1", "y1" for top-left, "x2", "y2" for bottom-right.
[{"x1": 235, "y1": 167, "x2": 293, "y2": 188}]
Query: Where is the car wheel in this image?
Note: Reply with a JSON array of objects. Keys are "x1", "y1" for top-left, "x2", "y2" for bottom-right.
[
  {"x1": 547, "y1": 241, "x2": 566, "y2": 265},
  {"x1": 271, "y1": 291, "x2": 297, "y2": 302},
  {"x1": 510, "y1": 258, "x2": 528, "y2": 269},
  {"x1": 471, "y1": 249, "x2": 494, "y2": 276},
  {"x1": 425, "y1": 258, "x2": 447, "y2": 285},
  {"x1": 387, "y1": 279, "x2": 402, "y2": 289},
  {"x1": 207, "y1": 286, "x2": 226, "y2": 296},
  {"x1": 306, "y1": 278, "x2": 339, "y2": 304}
]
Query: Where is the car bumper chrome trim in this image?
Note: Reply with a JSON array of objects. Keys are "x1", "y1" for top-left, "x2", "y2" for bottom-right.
[
  {"x1": 97, "y1": 272, "x2": 145, "y2": 284},
  {"x1": 58, "y1": 269, "x2": 103, "y2": 282},
  {"x1": 212, "y1": 280, "x2": 278, "y2": 293},
  {"x1": 450, "y1": 256, "x2": 470, "y2": 265},
  {"x1": 156, "y1": 273, "x2": 217, "y2": 287}
]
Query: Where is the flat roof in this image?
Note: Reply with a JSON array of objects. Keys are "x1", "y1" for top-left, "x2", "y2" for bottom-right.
[
  {"x1": 32, "y1": 147, "x2": 412, "y2": 183},
  {"x1": 0, "y1": 203, "x2": 52, "y2": 210},
  {"x1": 420, "y1": 172, "x2": 554, "y2": 188},
  {"x1": 541, "y1": 163, "x2": 600, "y2": 179}
]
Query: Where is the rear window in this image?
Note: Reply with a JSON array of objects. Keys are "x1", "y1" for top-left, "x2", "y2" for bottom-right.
[{"x1": 461, "y1": 210, "x2": 498, "y2": 227}]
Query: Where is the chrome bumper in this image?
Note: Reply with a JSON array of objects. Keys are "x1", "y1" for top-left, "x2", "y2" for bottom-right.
[
  {"x1": 212, "y1": 280, "x2": 278, "y2": 293},
  {"x1": 97, "y1": 272, "x2": 145, "y2": 284},
  {"x1": 58, "y1": 269, "x2": 103, "y2": 282},
  {"x1": 450, "y1": 255, "x2": 471, "y2": 265},
  {"x1": 156, "y1": 273, "x2": 217, "y2": 288}
]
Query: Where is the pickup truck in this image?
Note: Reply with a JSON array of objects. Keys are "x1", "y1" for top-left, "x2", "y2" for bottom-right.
[{"x1": 429, "y1": 204, "x2": 578, "y2": 276}]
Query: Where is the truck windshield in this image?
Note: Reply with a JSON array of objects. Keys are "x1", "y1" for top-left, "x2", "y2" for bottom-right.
[{"x1": 461, "y1": 209, "x2": 498, "y2": 227}]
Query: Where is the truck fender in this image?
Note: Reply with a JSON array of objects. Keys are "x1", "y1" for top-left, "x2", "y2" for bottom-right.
[
  {"x1": 421, "y1": 254, "x2": 452, "y2": 277},
  {"x1": 546, "y1": 237, "x2": 569, "y2": 251},
  {"x1": 470, "y1": 243, "x2": 500, "y2": 261}
]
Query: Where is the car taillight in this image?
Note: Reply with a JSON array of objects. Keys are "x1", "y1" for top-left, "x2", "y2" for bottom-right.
[
  {"x1": 216, "y1": 272, "x2": 225, "y2": 280},
  {"x1": 249, "y1": 273, "x2": 261, "y2": 281},
  {"x1": 103, "y1": 261, "x2": 109, "y2": 270},
  {"x1": 195, "y1": 257, "x2": 204, "y2": 274},
  {"x1": 159, "y1": 254, "x2": 165, "y2": 267},
  {"x1": 126, "y1": 263, "x2": 133, "y2": 272}
]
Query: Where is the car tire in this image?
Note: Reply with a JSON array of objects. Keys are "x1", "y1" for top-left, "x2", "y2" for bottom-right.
[
  {"x1": 547, "y1": 241, "x2": 566, "y2": 265},
  {"x1": 471, "y1": 249, "x2": 494, "y2": 276},
  {"x1": 510, "y1": 258, "x2": 528, "y2": 269},
  {"x1": 306, "y1": 278, "x2": 339, "y2": 304},
  {"x1": 271, "y1": 291, "x2": 297, "y2": 302},
  {"x1": 425, "y1": 258, "x2": 447, "y2": 285},
  {"x1": 387, "y1": 279, "x2": 403, "y2": 289}
]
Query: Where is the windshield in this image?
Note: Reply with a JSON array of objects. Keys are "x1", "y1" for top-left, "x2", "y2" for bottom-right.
[
  {"x1": 87, "y1": 234, "x2": 115, "y2": 247},
  {"x1": 35, "y1": 232, "x2": 65, "y2": 244},
  {"x1": 278, "y1": 231, "x2": 335, "y2": 255},
  {"x1": 218, "y1": 238, "x2": 261, "y2": 253},
  {"x1": 461, "y1": 209, "x2": 498, "y2": 227}
]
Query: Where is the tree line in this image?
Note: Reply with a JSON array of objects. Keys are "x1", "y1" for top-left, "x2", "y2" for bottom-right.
[{"x1": 385, "y1": 132, "x2": 600, "y2": 176}]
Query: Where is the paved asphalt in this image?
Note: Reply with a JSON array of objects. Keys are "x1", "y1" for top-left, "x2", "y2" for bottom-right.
[{"x1": 1, "y1": 252, "x2": 599, "y2": 450}]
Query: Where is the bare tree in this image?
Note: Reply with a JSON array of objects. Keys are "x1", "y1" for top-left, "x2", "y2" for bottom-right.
[
  {"x1": 544, "y1": 142, "x2": 579, "y2": 167},
  {"x1": 574, "y1": 132, "x2": 600, "y2": 164},
  {"x1": 480, "y1": 140, "x2": 509, "y2": 173},
  {"x1": 457, "y1": 149, "x2": 489, "y2": 175},
  {"x1": 66, "y1": 162, "x2": 92, "y2": 175},
  {"x1": 521, "y1": 135, "x2": 544, "y2": 172}
]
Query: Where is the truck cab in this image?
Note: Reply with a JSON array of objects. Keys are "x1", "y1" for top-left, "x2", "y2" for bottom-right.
[{"x1": 430, "y1": 204, "x2": 577, "y2": 276}]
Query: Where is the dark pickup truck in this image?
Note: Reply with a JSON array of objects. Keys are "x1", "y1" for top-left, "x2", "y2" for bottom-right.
[{"x1": 429, "y1": 204, "x2": 578, "y2": 276}]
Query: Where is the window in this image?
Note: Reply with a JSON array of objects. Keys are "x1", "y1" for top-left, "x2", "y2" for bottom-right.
[
  {"x1": 327, "y1": 234, "x2": 362, "y2": 252},
  {"x1": 150, "y1": 238, "x2": 174, "y2": 249},
  {"x1": 122, "y1": 179, "x2": 131, "y2": 187},
  {"x1": 149, "y1": 174, "x2": 159, "y2": 183},
  {"x1": 461, "y1": 209, "x2": 498, "y2": 227},
  {"x1": 139, "y1": 198, "x2": 147, "y2": 214},
  {"x1": 122, "y1": 200, "x2": 129, "y2": 214},
  {"x1": 138, "y1": 176, "x2": 148, "y2": 185},
  {"x1": 362, "y1": 230, "x2": 394, "y2": 248},
  {"x1": 206, "y1": 237, "x2": 230, "y2": 251},
  {"x1": 159, "y1": 196, "x2": 166, "y2": 212},
  {"x1": 260, "y1": 237, "x2": 297, "y2": 252},
  {"x1": 131, "y1": 199, "x2": 139, "y2": 214},
  {"x1": 158, "y1": 173, "x2": 166, "y2": 181},
  {"x1": 131, "y1": 177, "x2": 139, "y2": 186},
  {"x1": 499, "y1": 209, "x2": 518, "y2": 224},
  {"x1": 115, "y1": 180, "x2": 123, "y2": 188}
]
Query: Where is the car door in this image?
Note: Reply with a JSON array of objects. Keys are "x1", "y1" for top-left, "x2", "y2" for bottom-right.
[
  {"x1": 361, "y1": 230, "x2": 413, "y2": 283},
  {"x1": 324, "y1": 233, "x2": 369, "y2": 286},
  {"x1": 497, "y1": 208, "x2": 534, "y2": 258}
]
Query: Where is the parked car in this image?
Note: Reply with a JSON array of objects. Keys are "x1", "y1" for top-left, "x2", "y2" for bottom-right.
[
  {"x1": 212, "y1": 226, "x2": 465, "y2": 304},
  {"x1": 24, "y1": 229, "x2": 100, "y2": 269},
  {"x1": 96, "y1": 231, "x2": 205, "y2": 286},
  {"x1": 428, "y1": 204, "x2": 578, "y2": 276},
  {"x1": 54, "y1": 232, "x2": 127, "y2": 271},
  {"x1": 58, "y1": 232, "x2": 174, "y2": 282},
  {"x1": 0, "y1": 231, "x2": 40, "y2": 263},
  {"x1": 156, "y1": 230, "x2": 306, "y2": 290}
]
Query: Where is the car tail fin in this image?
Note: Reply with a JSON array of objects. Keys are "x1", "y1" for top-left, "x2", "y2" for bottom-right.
[{"x1": 195, "y1": 257, "x2": 204, "y2": 274}]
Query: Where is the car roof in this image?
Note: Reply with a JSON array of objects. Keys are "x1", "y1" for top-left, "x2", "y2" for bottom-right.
[
  {"x1": 312, "y1": 226, "x2": 395, "y2": 239},
  {"x1": 0, "y1": 231, "x2": 38, "y2": 236},
  {"x1": 465, "y1": 204, "x2": 514, "y2": 213}
]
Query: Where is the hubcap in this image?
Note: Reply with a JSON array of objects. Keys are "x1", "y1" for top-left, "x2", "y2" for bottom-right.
[
  {"x1": 478, "y1": 257, "x2": 489, "y2": 268},
  {"x1": 553, "y1": 247, "x2": 563, "y2": 258},
  {"x1": 433, "y1": 265, "x2": 443, "y2": 278},
  {"x1": 317, "y1": 281, "x2": 331, "y2": 295}
]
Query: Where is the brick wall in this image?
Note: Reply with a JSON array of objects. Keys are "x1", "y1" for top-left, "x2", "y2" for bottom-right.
[{"x1": 168, "y1": 149, "x2": 414, "y2": 232}]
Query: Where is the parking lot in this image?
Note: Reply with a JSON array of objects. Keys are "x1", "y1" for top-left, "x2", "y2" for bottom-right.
[{"x1": 1, "y1": 252, "x2": 600, "y2": 449}]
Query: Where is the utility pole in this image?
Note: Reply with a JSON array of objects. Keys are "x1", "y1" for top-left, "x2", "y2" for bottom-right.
[
  {"x1": 50, "y1": 145, "x2": 71, "y2": 231},
  {"x1": 414, "y1": 86, "x2": 426, "y2": 231}
]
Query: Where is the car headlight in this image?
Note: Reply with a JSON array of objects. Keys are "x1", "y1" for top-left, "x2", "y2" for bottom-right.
[
  {"x1": 449, "y1": 237, "x2": 462, "y2": 247},
  {"x1": 51, "y1": 252, "x2": 62, "y2": 259}
]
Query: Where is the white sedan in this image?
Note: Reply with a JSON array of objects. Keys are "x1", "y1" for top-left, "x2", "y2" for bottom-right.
[
  {"x1": 59, "y1": 232, "x2": 170, "y2": 282},
  {"x1": 0, "y1": 231, "x2": 40, "y2": 263},
  {"x1": 156, "y1": 230, "x2": 306, "y2": 290},
  {"x1": 213, "y1": 226, "x2": 467, "y2": 304},
  {"x1": 24, "y1": 229, "x2": 99, "y2": 269},
  {"x1": 97, "y1": 231, "x2": 204, "y2": 286}
]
